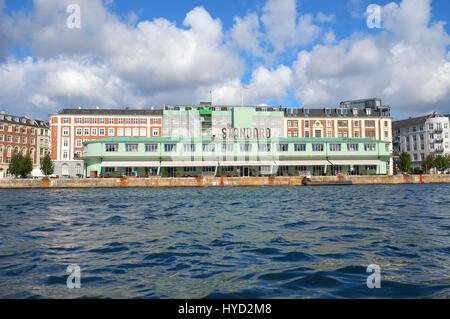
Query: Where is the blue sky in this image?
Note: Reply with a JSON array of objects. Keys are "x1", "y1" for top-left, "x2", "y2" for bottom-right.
[{"x1": 0, "y1": 0, "x2": 449, "y2": 120}]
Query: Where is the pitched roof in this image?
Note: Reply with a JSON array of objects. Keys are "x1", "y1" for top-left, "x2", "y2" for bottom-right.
[{"x1": 53, "y1": 108, "x2": 163, "y2": 116}]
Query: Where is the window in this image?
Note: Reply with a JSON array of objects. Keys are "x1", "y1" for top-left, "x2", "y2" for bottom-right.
[
  {"x1": 327, "y1": 130, "x2": 332, "y2": 137},
  {"x1": 0, "y1": 123, "x2": 3, "y2": 130},
  {"x1": 126, "y1": 118, "x2": 131, "y2": 124},
  {"x1": 140, "y1": 118, "x2": 146, "y2": 125},
  {"x1": 133, "y1": 118, "x2": 138, "y2": 124},
  {"x1": 315, "y1": 130, "x2": 322, "y2": 138},
  {"x1": 287, "y1": 131, "x2": 292, "y2": 137},
  {"x1": 84, "y1": 128, "x2": 90, "y2": 136},
  {"x1": 133, "y1": 128, "x2": 139, "y2": 136},
  {"x1": 385, "y1": 144, "x2": 389, "y2": 152},
  {"x1": 99, "y1": 128, "x2": 105, "y2": 136},
  {"x1": 222, "y1": 143, "x2": 233, "y2": 152},
  {"x1": 344, "y1": 131, "x2": 348, "y2": 138},
  {"x1": 108, "y1": 128, "x2": 115, "y2": 136},
  {"x1": 152, "y1": 128, "x2": 159, "y2": 136},
  {"x1": 184, "y1": 144, "x2": 196, "y2": 152},
  {"x1": 76, "y1": 139, "x2": 82, "y2": 148},
  {"x1": 312, "y1": 144, "x2": 324, "y2": 151},
  {"x1": 76, "y1": 128, "x2": 82, "y2": 136},
  {"x1": 117, "y1": 128, "x2": 124, "y2": 136},
  {"x1": 84, "y1": 118, "x2": 90, "y2": 124},
  {"x1": 92, "y1": 118, "x2": 97, "y2": 124},
  {"x1": 109, "y1": 118, "x2": 115, "y2": 124},
  {"x1": 222, "y1": 166, "x2": 234, "y2": 172},
  {"x1": 365, "y1": 120, "x2": 375, "y2": 127},
  {"x1": 202, "y1": 166, "x2": 215, "y2": 173},
  {"x1": 293, "y1": 131, "x2": 298, "y2": 137},
  {"x1": 164, "y1": 144, "x2": 177, "y2": 152},
  {"x1": 62, "y1": 139, "x2": 69, "y2": 148},
  {"x1": 15, "y1": 136, "x2": 19, "y2": 143},
  {"x1": 140, "y1": 128, "x2": 146, "y2": 136},
  {"x1": 153, "y1": 118, "x2": 159, "y2": 124},
  {"x1": 63, "y1": 128, "x2": 69, "y2": 136},
  {"x1": 338, "y1": 120, "x2": 348, "y2": 127},
  {"x1": 91, "y1": 128, "x2": 98, "y2": 136},
  {"x1": 384, "y1": 121, "x2": 388, "y2": 127},
  {"x1": 329, "y1": 144, "x2": 341, "y2": 151},
  {"x1": 354, "y1": 120, "x2": 359, "y2": 127},
  {"x1": 276, "y1": 144, "x2": 288, "y2": 152},
  {"x1": 326, "y1": 120, "x2": 332, "y2": 127},
  {"x1": 202, "y1": 144, "x2": 215, "y2": 152},
  {"x1": 105, "y1": 144, "x2": 119, "y2": 152},
  {"x1": 347, "y1": 143, "x2": 359, "y2": 151},
  {"x1": 63, "y1": 117, "x2": 69, "y2": 124},
  {"x1": 75, "y1": 151, "x2": 82, "y2": 158},
  {"x1": 364, "y1": 143, "x2": 376, "y2": 151},
  {"x1": 145, "y1": 144, "x2": 158, "y2": 152},
  {"x1": 305, "y1": 120, "x2": 310, "y2": 128},
  {"x1": 240, "y1": 144, "x2": 252, "y2": 152},
  {"x1": 0, "y1": 134, "x2": 3, "y2": 141},
  {"x1": 292, "y1": 121, "x2": 298, "y2": 128},
  {"x1": 22, "y1": 137, "x2": 27, "y2": 144},
  {"x1": 118, "y1": 118, "x2": 124, "y2": 124},
  {"x1": 294, "y1": 144, "x2": 306, "y2": 151},
  {"x1": 305, "y1": 131, "x2": 310, "y2": 138},
  {"x1": 7, "y1": 135, "x2": 11, "y2": 142},
  {"x1": 100, "y1": 118, "x2": 105, "y2": 124},
  {"x1": 125, "y1": 144, "x2": 138, "y2": 152},
  {"x1": 258, "y1": 144, "x2": 271, "y2": 152},
  {"x1": 384, "y1": 131, "x2": 388, "y2": 138},
  {"x1": 125, "y1": 128, "x2": 131, "y2": 136},
  {"x1": 31, "y1": 128, "x2": 35, "y2": 134}
]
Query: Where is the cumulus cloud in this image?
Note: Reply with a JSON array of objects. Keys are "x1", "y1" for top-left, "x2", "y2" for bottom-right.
[
  {"x1": 293, "y1": 0, "x2": 450, "y2": 118},
  {"x1": 261, "y1": 0, "x2": 320, "y2": 53}
]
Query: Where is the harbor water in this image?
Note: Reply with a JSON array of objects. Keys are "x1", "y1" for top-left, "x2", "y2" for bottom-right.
[{"x1": 0, "y1": 184, "x2": 449, "y2": 298}]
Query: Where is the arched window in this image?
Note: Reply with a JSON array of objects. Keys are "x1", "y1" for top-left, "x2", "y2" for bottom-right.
[
  {"x1": 14, "y1": 147, "x2": 19, "y2": 154},
  {"x1": 7, "y1": 146, "x2": 11, "y2": 154},
  {"x1": 22, "y1": 147, "x2": 27, "y2": 155},
  {"x1": 76, "y1": 164, "x2": 82, "y2": 176}
]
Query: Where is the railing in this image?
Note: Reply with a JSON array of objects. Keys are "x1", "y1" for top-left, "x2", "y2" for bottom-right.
[{"x1": 434, "y1": 128, "x2": 443, "y2": 133}]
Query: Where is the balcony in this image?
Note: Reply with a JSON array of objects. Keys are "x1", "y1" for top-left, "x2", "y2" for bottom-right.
[
  {"x1": 435, "y1": 138, "x2": 444, "y2": 143},
  {"x1": 434, "y1": 148, "x2": 444, "y2": 153},
  {"x1": 434, "y1": 128, "x2": 443, "y2": 133}
]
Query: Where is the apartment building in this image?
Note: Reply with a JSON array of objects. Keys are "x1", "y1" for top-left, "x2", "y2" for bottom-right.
[
  {"x1": 392, "y1": 112, "x2": 450, "y2": 168},
  {"x1": 49, "y1": 107, "x2": 163, "y2": 177}
]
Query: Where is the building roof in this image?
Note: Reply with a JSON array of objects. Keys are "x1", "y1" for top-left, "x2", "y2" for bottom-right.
[
  {"x1": 392, "y1": 116, "x2": 428, "y2": 129},
  {"x1": 284, "y1": 107, "x2": 390, "y2": 118},
  {"x1": 392, "y1": 112, "x2": 449, "y2": 130},
  {"x1": 52, "y1": 108, "x2": 164, "y2": 116},
  {"x1": 0, "y1": 113, "x2": 47, "y2": 128}
]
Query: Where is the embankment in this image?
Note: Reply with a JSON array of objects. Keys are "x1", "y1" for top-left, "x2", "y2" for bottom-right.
[{"x1": 0, "y1": 174, "x2": 449, "y2": 189}]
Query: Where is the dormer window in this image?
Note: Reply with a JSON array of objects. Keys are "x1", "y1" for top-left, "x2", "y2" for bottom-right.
[
  {"x1": 325, "y1": 108, "x2": 331, "y2": 116},
  {"x1": 366, "y1": 108, "x2": 372, "y2": 116},
  {"x1": 353, "y1": 108, "x2": 358, "y2": 116},
  {"x1": 303, "y1": 108, "x2": 310, "y2": 116}
]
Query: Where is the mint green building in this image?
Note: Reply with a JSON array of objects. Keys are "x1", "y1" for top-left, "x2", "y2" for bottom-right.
[{"x1": 83, "y1": 137, "x2": 391, "y2": 177}]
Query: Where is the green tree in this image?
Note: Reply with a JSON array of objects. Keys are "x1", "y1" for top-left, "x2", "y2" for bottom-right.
[
  {"x1": 421, "y1": 154, "x2": 436, "y2": 173},
  {"x1": 434, "y1": 155, "x2": 449, "y2": 172},
  {"x1": 40, "y1": 153, "x2": 54, "y2": 176},
  {"x1": 398, "y1": 152, "x2": 412, "y2": 172},
  {"x1": 8, "y1": 154, "x2": 33, "y2": 178}
]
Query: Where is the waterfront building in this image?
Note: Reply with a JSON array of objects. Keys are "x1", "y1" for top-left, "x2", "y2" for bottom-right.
[
  {"x1": 83, "y1": 137, "x2": 391, "y2": 177},
  {"x1": 36, "y1": 120, "x2": 50, "y2": 167},
  {"x1": 163, "y1": 102, "x2": 284, "y2": 138},
  {"x1": 284, "y1": 98, "x2": 393, "y2": 174},
  {"x1": 0, "y1": 111, "x2": 46, "y2": 178},
  {"x1": 49, "y1": 107, "x2": 163, "y2": 177},
  {"x1": 392, "y1": 112, "x2": 450, "y2": 169}
]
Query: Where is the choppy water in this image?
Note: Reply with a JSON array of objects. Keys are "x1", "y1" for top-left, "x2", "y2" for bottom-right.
[{"x1": 0, "y1": 184, "x2": 449, "y2": 299}]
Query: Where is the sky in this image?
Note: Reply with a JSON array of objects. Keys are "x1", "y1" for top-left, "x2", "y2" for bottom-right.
[{"x1": 0, "y1": 0, "x2": 449, "y2": 121}]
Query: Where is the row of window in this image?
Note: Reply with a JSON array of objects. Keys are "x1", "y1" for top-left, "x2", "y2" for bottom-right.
[
  {"x1": 104, "y1": 142, "x2": 382, "y2": 153},
  {"x1": 0, "y1": 124, "x2": 37, "y2": 134},
  {"x1": 287, "y1": 120, "x2": 388, "y2": 128},
  {"x1": 62, "y1": 117, "x2": 160, "y2": 125},
  {"x1": 287, "y1": 129, "x2": 383, "y2": 138},
  {"x1": 65, "y1": 127, "x2": 161, "y2": 137},
  {"x1": 0, "y1": 134, "x2": 36, "y2": 144},
  {"x1": 0, "y1": 145, "x2": 36, "y2": 163}
]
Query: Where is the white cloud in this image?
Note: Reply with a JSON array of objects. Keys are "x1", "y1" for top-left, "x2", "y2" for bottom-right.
[
  {"x1": 261, "y1": 0, "x2": 320, "y2": 53},
  {"x1": 293, "y1": 0, "x2": 450, "y2": 117},
  {"x1": 316, "y1": 12, "x2": 335, "y2": 23}
]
